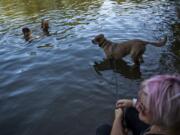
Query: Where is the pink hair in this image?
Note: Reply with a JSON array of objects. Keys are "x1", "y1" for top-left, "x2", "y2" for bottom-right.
[{"x1": 140, "y1": 74, "x2": 180, "y2": 129}]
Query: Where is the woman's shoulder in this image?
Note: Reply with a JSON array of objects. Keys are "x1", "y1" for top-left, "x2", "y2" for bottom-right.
[{"x1": 144, "y1": 125, "x2": 169, "y2": 135}]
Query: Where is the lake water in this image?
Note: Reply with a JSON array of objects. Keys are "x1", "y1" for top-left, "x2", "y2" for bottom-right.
[{"x1": 0, "y1": 0, "x2": 179, "y2": 135}]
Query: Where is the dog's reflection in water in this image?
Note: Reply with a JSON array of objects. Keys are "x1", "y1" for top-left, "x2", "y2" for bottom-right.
[{"x1": 93, "y1": 59, "x2": 141, "y2": 79}]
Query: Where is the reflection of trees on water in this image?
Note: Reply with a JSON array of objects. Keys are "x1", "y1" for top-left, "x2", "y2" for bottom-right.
[
  {"x1": 170, "y1": 13, "x2": 180, "y2": 72},
  {"x1": 171, "y1": 2, "x2": 180, "y2": 72},
  {"x1": 172, "y1": 23, "x2": 180, "y2": 55},
  {"x1": 0, "y1": 0, "x2": 101, "y2": 16},
  {"x1": 115, "y1": 0, "x2": 143, "y2": 4},
  {"x1": 0, "y1": 0, "x2": 58, "y2": 16},
  {"x1": 0, "y1": 0, "x2": 102, "y2": 37},
  {"x1": 159, "y1": 2, "x2": 180, "y2": 73}
]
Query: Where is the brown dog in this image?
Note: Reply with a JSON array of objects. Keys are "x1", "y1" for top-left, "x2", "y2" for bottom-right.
[{"x1": 92, "y1": 34, "x2": 167, "y2": 66}]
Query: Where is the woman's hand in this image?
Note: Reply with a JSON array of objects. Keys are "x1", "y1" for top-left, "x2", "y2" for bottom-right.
[
  {"x1": 111, "y1": 108, "x2": 128, "y2": 135},
  {"x1": 115, "y1": 108, "x2": 123, "y2": 120},
  {"x1": 116, "y1": 99, "x2": 133, "y2": 109}
]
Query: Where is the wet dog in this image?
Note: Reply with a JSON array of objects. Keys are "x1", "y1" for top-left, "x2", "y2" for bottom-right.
[
  {"x1": 41, "y1": 19, "x2": 50, "y2": 36},
  {"x1": 92, "y1": 34, "x2": 167, "y2": 66},
  {"x1": 22, "y1": 27, "x2": 33, "y2": 42}
]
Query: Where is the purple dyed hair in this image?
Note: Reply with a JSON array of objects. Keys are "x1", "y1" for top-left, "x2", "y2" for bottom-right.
[{"x1": 140, "y1": 74, "x2": 180, "y2": 129}]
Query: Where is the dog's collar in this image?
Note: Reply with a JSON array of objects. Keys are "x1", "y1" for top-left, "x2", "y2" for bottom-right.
[{"x1": 99, "y1": 39, "x2": 106, "y2": 48}]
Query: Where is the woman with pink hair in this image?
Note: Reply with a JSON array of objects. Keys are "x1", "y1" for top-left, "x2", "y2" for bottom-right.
[{"x1": 96, "y1": 74, "x2": 180, "y2": 135}]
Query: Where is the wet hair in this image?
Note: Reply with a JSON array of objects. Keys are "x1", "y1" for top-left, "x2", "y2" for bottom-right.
[
  {"x1": 22, "y1": 27, "x2": 31, "y2": 33},
  {"x1": 41, "y1": 20, "x2": 50, "y2": 36},
  {"x1": 140, "y1": 74, "x2": 180, "y2": 133},
  {"x1": 41, "y1": 20, "x2": 49, "y2": 29}
]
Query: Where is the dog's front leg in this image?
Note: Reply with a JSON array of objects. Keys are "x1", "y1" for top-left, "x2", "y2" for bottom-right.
[
  {"x1": 132, "y1": 55, "x2": 140, "y2": 66},
  {"x1": 139, "y1": 55, "x2": 144, "y2": 63}
]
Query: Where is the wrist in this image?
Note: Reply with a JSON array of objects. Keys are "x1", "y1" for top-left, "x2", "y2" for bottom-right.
[{"x1": 115, "y1": 115, "x2": 123, "y2": 121}]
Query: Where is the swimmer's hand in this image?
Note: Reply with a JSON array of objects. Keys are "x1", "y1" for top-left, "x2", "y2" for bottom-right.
[
  {"x1": 116, "y1": 99, "x2": 133, "y2": 108},
  {"x1": 34, "y1": 35, "x2": 40, "y2": 39}
]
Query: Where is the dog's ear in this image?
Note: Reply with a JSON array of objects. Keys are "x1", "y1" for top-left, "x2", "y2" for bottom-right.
[{"x1": 99, "y1": 34, "x2": 104, "y2": 38}]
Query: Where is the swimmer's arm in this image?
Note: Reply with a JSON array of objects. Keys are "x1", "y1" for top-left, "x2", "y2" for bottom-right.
[{"x1": 34, "y1": 35, "x2": 40, "y2": 39}]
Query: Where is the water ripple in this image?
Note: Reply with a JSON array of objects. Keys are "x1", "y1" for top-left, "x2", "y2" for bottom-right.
[{"x1": 0, "y1": 0, "x2": 179, "y2": 135}]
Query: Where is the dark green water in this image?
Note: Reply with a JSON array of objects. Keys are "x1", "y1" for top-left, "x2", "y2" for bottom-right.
[{"x1": 0, "y1": 0, "x2": 179, "y2": 135}]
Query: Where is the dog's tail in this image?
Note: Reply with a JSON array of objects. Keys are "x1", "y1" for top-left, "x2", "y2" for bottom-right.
[{"x1": 145, "y1": 35, "x2": 167, "y2": 47}]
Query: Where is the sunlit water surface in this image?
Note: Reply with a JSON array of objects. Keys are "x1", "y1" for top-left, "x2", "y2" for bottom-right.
[{"x1": 0, "y1": 0, "x2": 179, "y2": 135}]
